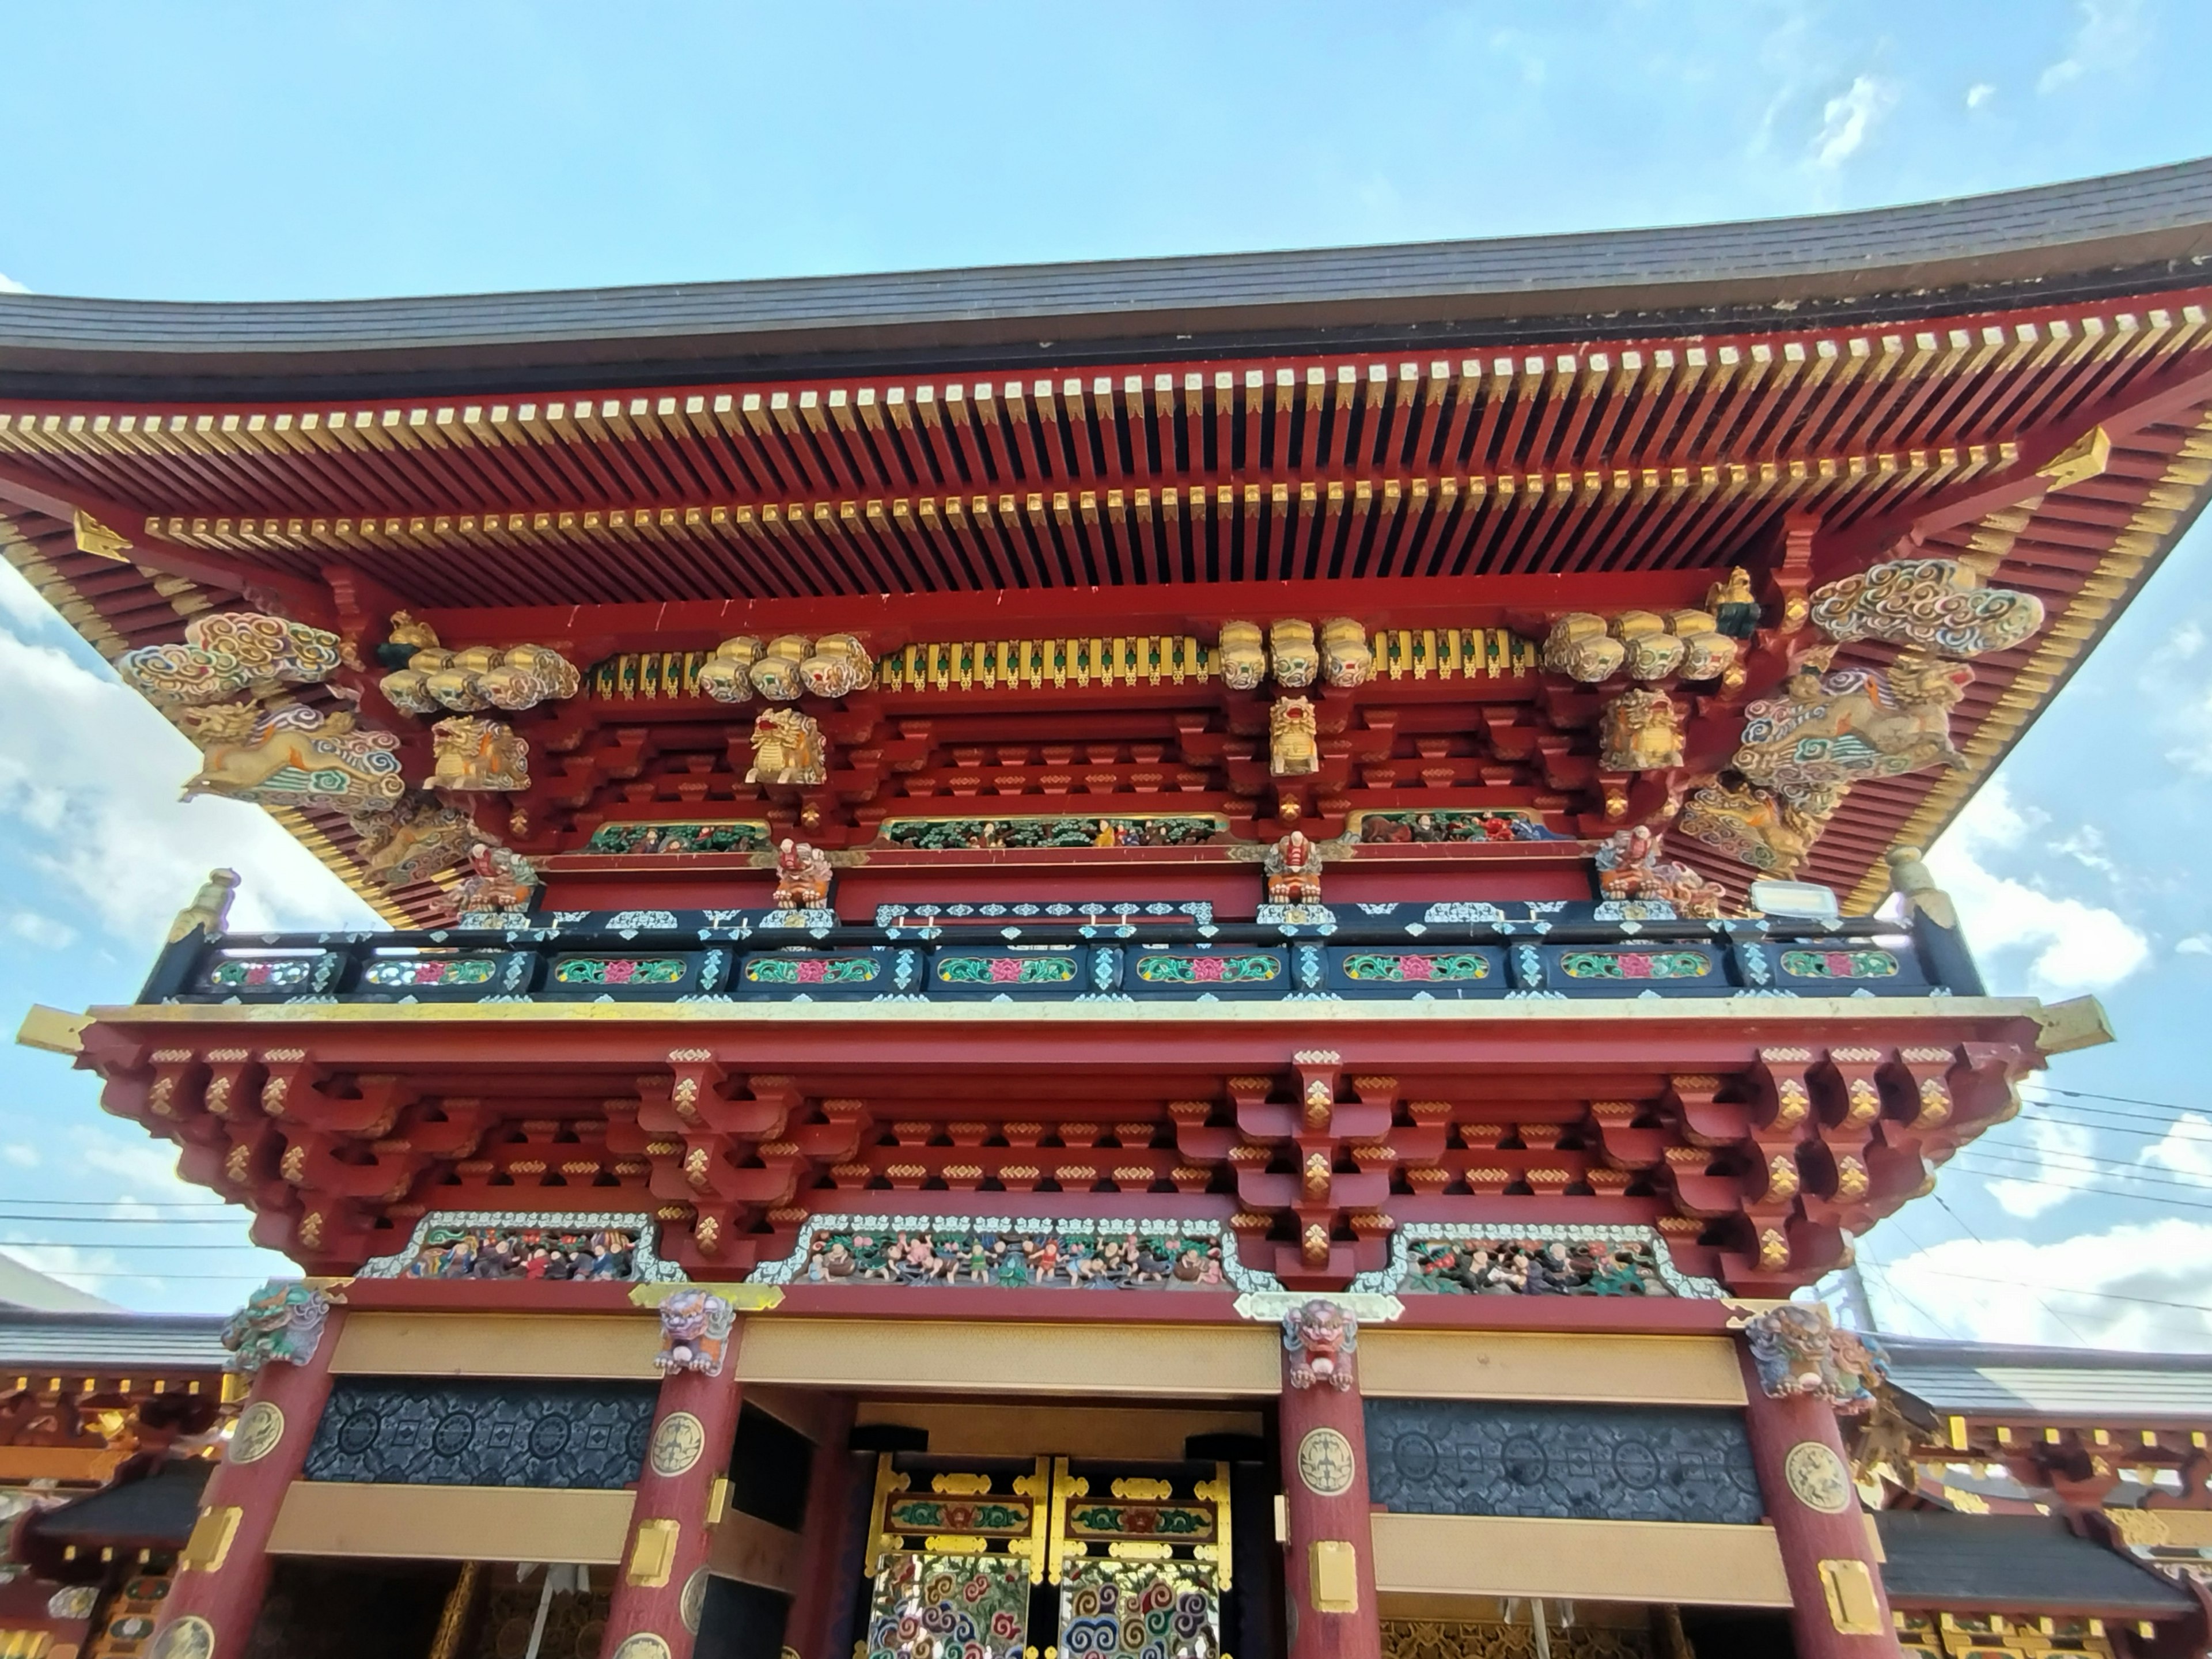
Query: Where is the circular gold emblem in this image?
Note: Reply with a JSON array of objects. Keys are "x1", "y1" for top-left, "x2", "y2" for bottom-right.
[
  {"x1": 1783, "y1": 1440, "x2": 1853, "y2": 1514},
  {"x1": 612, "y1": 1637, "x2": 673, "y2": 1659},
  {"x1": 680, "y1": 1569, "x2": 709, "y2": 1634},
  {"x1": 151, "y1": 1616, "x2": 217, "y2": 1659},
  {"x1": 649, "y1": 1411, "x2": 706, "y2": 1479},
  {"x1": 228, "y1": 1400, "x2": 285, "y2": 1466},
  {"x1": 1296, "y1": 1426, "x2": 1357, "y2": 1497}
]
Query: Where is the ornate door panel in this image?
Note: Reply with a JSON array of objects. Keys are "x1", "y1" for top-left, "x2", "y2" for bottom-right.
[
  {"x1": 862, "y1": 1458, "x2": 1048, "y2": 1659},
  {"x1": 1051, "y1": 1460, "x2": 1228, "y2": 1659}
]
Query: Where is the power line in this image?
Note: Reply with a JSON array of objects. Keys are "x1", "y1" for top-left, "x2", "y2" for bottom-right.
[
  {"x1": 1952, "y1": 1152, "x2": 2212, "y2": 1203},
  {"x1": 0, "y1": 1215, "x2": 256, "y2": 1227},
  {"x1": 0, "y1": 1199, "x2": 230, "y2": 1210},
  {"x1": 1928, "y1": 1185, "x2": 2093, "y2": 1345},
  {"x1": 1948, "y1": 1158, "x2": 2212, "y2": 1214},
  {"x1": 1887, "y1": 1265, "x2": 2212, "y2": 1318}
]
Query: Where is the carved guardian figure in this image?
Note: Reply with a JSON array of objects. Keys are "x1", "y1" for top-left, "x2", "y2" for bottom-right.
[
  {"x1": 178, "y1": 702, "x2": 405, "y2": 814},
  {"x1": 353, "y1": 800, "x2": 478, "y2": 887},
  {"x1": 425, "y1": 717, "x2": 531, "y2": 792},
  {"x1": 1599, "y1": 688, "x2": 1684, "y2": 772},
  {"x1": 1282, "y1": 1298, "x2": 1357, "y2": 1391},
  {"x1": 1733, "y1": 654, "x2": 1972, "y2": 798},
  {"x1": 1270, "y1": 696, "x2": 1319, "y2": 776},
  {"x1": 748, "y1": 709, "x2": 826, "y2": 785},
  {"x1": 1264, "y1": 830, "x2": 1324, "y2": 907},
  {"x1": 1745, "y1": 1302, "x2": 1885, "y2": 1414},
  {"x1": 220, "y1": 1280, "x2": 335, "y2": 1375},
  {"x1": 1677, "y1": 778, "x2": 1842, "y2": 876},
  {"x1": 773, "y1": 838, "x2": 834, "y2": 910}
]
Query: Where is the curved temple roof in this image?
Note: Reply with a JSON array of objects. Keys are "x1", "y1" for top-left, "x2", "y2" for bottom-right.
[
  {"x1": 6, "y1": 160, "x2": 2212, "y2": 920},
  {"x1": 3, "y1": 158, "x2": 2212, "y2": 396}
]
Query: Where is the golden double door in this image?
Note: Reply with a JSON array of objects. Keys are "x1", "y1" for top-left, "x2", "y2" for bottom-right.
[{"x1": 861, "y1": 1455, "x2": 1230, "y2": 1659}]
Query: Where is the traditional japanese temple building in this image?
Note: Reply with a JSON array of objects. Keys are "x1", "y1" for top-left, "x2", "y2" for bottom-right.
[{"x1": 10, "y1": 157, "x2": 2212, "y2": 1659}]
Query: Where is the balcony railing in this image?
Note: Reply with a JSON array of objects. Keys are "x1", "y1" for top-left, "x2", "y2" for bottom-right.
[{"x1": 137, "y1": 895, "x2": 1980, "y2": 1007}]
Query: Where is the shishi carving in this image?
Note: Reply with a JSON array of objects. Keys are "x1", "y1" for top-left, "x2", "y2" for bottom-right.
[
  {"x1": 748, "y1": 709, "x2": 826, "y2": 786},
  {"x1": 1733, "y1": 654, "x2": 1972, "y2": 797},
  {"x1": 177, "y1": 703, "x2": 404, "y2": 813}
]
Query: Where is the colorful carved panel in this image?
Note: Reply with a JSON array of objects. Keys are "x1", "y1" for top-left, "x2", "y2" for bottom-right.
[
  {"x1": 865, "y1": 1553, "x2": 1031, "y2": 1659},
  {"x1": 880, "y1": 816, "x2": 1224, "y2": 849},
  {"x1": 1340, "y1": 952, "x2": 1489, "y2": 982},
  {"x1": 301, "y1": 1377, "x2": 656, "y2": 1488},
  {"x1": 1362, "y1": 1400, "x2": 1764, "y2": 1523},
  {"x1": 583, "y1": 821, "x2": 771, "y2": 855},
  {"x1": 781, "y1": 1226, "x2": 1230, "y2": 1289},
  {"x1": 1808, "y1": 556, "x2": 2044, "y2": 657},
  {"x1": 551, "y1": 956, "x2": 687, "y2": 985},
  {"x1": 371, "y1": 1221, "x2": 647, "y2": 1281},
  {"x1": 751, "y1": 1217, "x2": 1272, "y2": 1291},
  {"x1": 1778, "y1": 948, "x2": 1900, "y2": 979},
  {"x1": 935, "y1": 955, "x2": 1081, "y2": 985},
  {"x1": 1557, "y1": 949, "x2": 1710, "y2": 980},
  {"x1": 1130, "y1": 952, "x2": 1281, "y2": 984},
  {"x1": 1058, "y1": 1560, "x2": 1220, "y2": 1659},
  {"x1": 118, "y1": 612, "x2": 344, "y2": 705},
  {"x1": 1352, "y1": 809, "x2": 1551, "y2": 842},
  {"x1": 1381, "y1": 1621, "x2": 1654, "y2": 1659},
  {"x1": 1354, "y1": 1225, "x2": 1724, "y2": 1299},
  {"x1": 360, "y1": 955, "x2": 499, "y2": 987},
  {"x1": 743, "y1": 953, "x2": 880, "y2": 986},
  {"x1": 357, "y1": 1211, "x2": 681, "y2": 1282}
]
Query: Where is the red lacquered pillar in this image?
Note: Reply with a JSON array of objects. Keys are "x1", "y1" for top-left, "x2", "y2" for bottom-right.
[
  {"x1": 149, "y1": 1286, "x2": 343, "y2": 1659},
  {"x1": 782, "y1": 1395, "x2": 858, "y2": 1659},
  {"x1": 601, "y1": 1294, "x2": 746, "y2": 1659},
  {"x1": 1738, "y1": 1321, "x2": 1903, "y2": 1659},
  {"x1": 1277, "y1": 1301, "x2": 1381, "y2": 1659}
]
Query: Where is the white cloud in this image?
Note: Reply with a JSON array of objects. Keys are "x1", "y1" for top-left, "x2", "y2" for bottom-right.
[
  {"x1": 2141, "y1": 1113, "x2": 2212, "y2": 1184},
  {"x1": 2039, "y1": 0, "x2": 2145, "y2": 94},
  {"x1": 0, "y1": 1240, "x2": 130, "y2": 1298},
  {"x1": 7, "y1": 912, "x2": 75, "y2": 950},
  {"x1": 71, "y1": 1129, "x2": 188, "y2": 1199},
  {"x1": 1924, "y1": 778, "x2": 2149, "y2": 994},
  {"x1": 1809, "y1": 75, "x2": 1896, "y2": 169},
  {"x1": 2, "y1": 1145, "x2": 38, "y2": 1169},
  {"x1": 1873, "y1": 1217, "x2": 2212, "y2": 1351},
  {"x1": 0, "y1": 607, "x2": 378, "y2": 948},
  {"x1": 1984, "y1": 1114, "x2": 2099, "y2": 1219},
  {"x1": 1965, "y1": 82, "x2": 1996, "y2": 109},
  {"x1": 2179, "y1": 935, "x2": 2212, "y2": 956},
  {"x1": 0, "y1": 273, "x2": 25, "y2": 296}
]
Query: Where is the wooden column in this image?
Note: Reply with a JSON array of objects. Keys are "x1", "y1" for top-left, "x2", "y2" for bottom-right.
[
  {"x1": 782, "y1": 1395, "x2": 859, "y2": 1659},
  {"x1": 149, "y1": 1290, "x2": 342, "y2": 1659},
  {"x1": 1738, "y1": 1323, "x2": 1902, "y2": 1659},
  {"x1": 1277, "y1": 1301, "x2": 1380, "y2": 1659},
  {"x1": 602, "y1": 1296, "x2": 746, "y2": 1659}
]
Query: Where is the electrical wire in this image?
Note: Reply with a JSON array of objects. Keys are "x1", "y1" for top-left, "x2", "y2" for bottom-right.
[{"x1": 1947, "y1": 1160, "x2": 2212, "y2": 1214}]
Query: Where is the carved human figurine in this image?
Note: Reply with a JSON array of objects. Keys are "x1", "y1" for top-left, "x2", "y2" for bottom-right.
[
  {"x1": 772, "y1": 838, "x2": 834, "y2": 910},
  {"x1": 1593, "y1": 827, "x2": 1726, "y2": 918},
  {"x1": 1264, "y1": 830, "x2": 1324, "y2": 907},
  {"x1": 454, "y1": 843, "x2": 538, "y2": 916},
  {"x1": 1706, "y1": 567, "x2": 1763, "y2": 639},
  {"x1": 1282, "y1": 1298, "x2": 1357, "y2": 1391},
  {"x1": 1269, "y1": 696, "x2": 1319, "y2": 776}
]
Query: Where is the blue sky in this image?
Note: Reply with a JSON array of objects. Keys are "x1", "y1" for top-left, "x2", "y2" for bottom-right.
[{"x1": 3, "y1": 0, "x2": 2211, "y2": 1337}]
